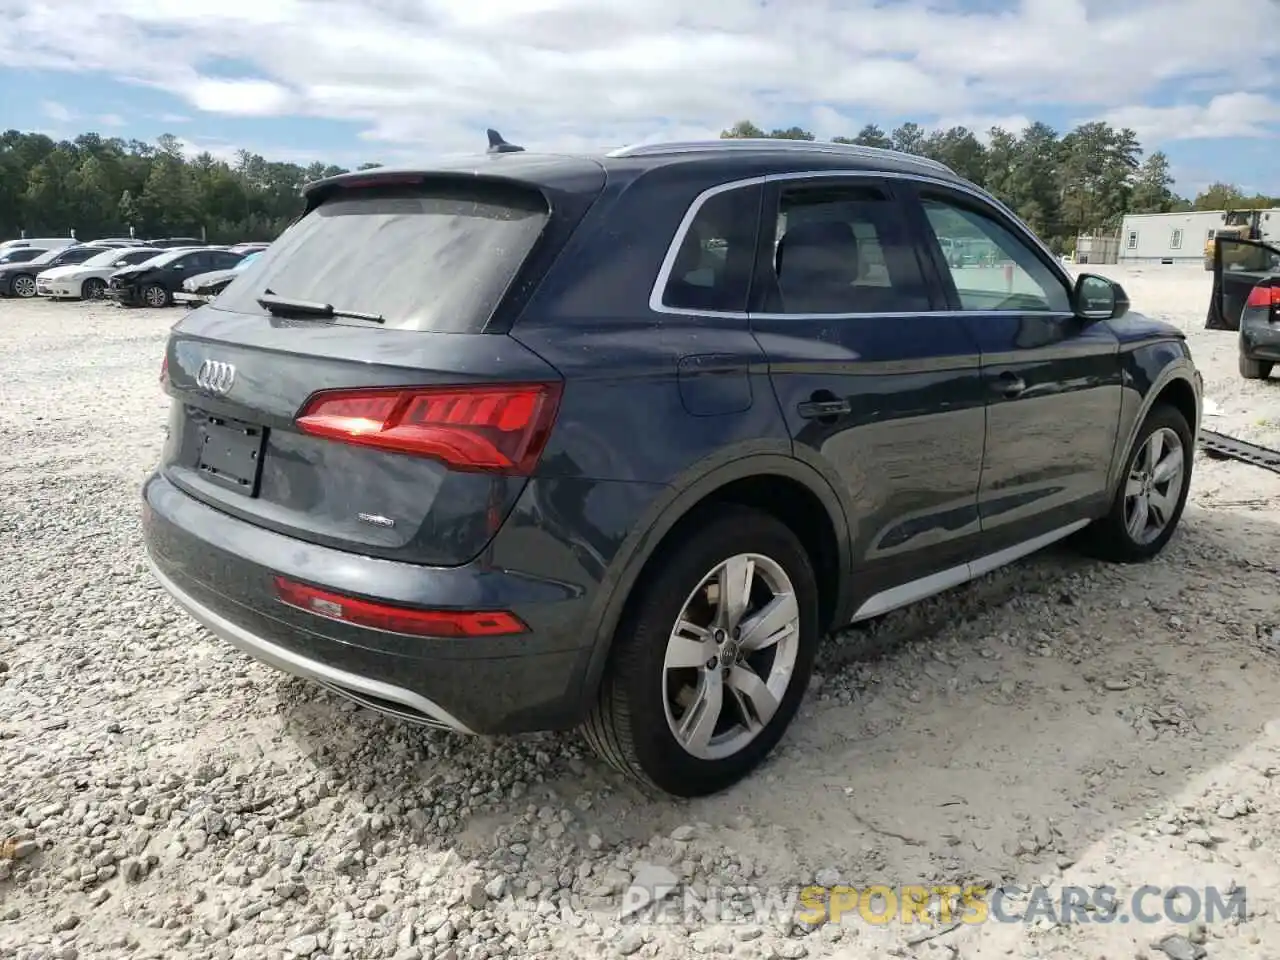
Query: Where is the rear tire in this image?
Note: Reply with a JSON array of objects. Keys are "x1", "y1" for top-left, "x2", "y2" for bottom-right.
[
  {"x1": 582, "y1": 504, "x2": 820, "y2": 797},
  {"x1": 81, "y1": 277, "x2": 106, "y2": 300},
  {"x1": 142, "y1": 284, "x2": 170, "y2": 308},
  {"x1": 1076, "y1": 404, "x2": 1193, "y2": 563},
  {"x1": 1239, "y1": 355, "x2": 1273, "y2": 380}
]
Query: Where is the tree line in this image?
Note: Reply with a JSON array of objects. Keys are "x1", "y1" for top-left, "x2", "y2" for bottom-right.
[
  {"x1": 0, "y1": 130, "x2": 376, "y2": 244},
  {"x1": 723, "y1": 119, "x2": 1280, "y2": 254},
  {"x1": 1, "y1": 124, "x2": 1277, "y2": 251}
]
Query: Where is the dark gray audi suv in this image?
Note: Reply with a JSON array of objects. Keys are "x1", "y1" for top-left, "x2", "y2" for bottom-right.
[{"x1": 142, "y1": 134, "x2": 1202, "y2": 797}]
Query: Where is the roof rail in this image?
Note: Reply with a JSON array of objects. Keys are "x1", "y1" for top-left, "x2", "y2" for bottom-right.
[{"x1": 606, "y1": 138, "x2": 954, "y2": 173}]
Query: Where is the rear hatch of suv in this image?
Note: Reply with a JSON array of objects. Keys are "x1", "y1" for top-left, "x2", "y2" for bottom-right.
[{"x1": 157, "y1": 160, "x2": 605, "y2": 566}]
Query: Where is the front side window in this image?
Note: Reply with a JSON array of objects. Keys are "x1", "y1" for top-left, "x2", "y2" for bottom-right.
[
  {"x1": 761, "y1": 183, "x2": 930, "y2": 315},
  {"x1": 55, "y1": 248, "x2": 98, "y2": 266},
  {"x1": 660, "y1": 187, "x2": 759, "y2": 313},
  {"x1": 920, "y1": 196, "x2": 1071, "y2": 312}
]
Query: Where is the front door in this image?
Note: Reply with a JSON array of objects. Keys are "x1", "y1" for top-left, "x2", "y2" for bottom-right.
[
  {"x1": 747, "y1": 175, "x2": 987, "y2": 618},
  {"x1": 904, "y1": 185, "x2": 1122, "y2": 550},
  {"x1": 168, "y1": 252, "x2": 214, "y2": 286}
]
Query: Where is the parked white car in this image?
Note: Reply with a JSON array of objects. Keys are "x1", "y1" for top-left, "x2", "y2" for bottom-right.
[{"x1": 36, "y1": 247, "x2": 162, "y2": 300}]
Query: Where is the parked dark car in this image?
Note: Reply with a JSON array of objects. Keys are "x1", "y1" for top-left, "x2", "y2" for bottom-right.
[
  {"x1": 0, "y1": 244, "x2": 102, "y2": 297},
  {"x1": 142, "y1": 136, "x2": 1203, "y2": 797},
  {"x1": 1211, "y1": 237, "x2": 1280, "y2": 379},
  {"x1": 147, "y1": 237, "x2": 206, "y2": 249},
  {"x1": 174, "y1": 252, "x2": 263, "y2": 307},
  {"x1": 107, "y1": 248, "x2": 246, "y2": 307}
]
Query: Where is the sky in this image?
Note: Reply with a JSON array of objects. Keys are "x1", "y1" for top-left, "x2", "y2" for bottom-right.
[{"x1": 1, "y1": 0, "x2": 1279, "y2": 199}]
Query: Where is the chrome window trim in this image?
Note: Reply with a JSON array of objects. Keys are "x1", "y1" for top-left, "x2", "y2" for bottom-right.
[{"x1": 648, "y1": 169, "x2": 1076, "y2": 321}]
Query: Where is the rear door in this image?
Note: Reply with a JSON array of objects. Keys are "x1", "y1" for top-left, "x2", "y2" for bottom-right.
[
  {"x1": 1211, "y1": 237, "x2": 1280, "y2": 331},
  {"x1": 903, "y1": 183, "x2": 1121, "y2": 548},
  {"x1": 747, "y1": 175, "x2": 988, "y2": 617},
  {"x1": 159, "y1": 169, "x2": 603, "y2": 567}
]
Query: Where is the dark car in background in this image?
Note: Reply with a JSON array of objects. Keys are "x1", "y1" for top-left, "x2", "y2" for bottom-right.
[
  {"x1": 143, "y1": 136, "x2": 1203, "y2": 797},
  {"x1": 174, "y1": 251, "x2": 263, "y2": 307},
  {"x1": 1211, "y1": 237, "x2": 1280, "y2": 380},
  {"x1": 0, "y1": 244, "x2": 103, "y2": 298},
  {"x1": 107, "y1": 247, "x2": 246, "y2": 307}
]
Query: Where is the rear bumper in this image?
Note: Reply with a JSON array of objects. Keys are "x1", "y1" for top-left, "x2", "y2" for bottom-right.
[
  {"x1": 141, "y1": 470, "x2": 658, "y2": 734},
  {"x1": 148, "y1": 557, "x2": 479, "y2": 732},
  {"x1": 1242, "y1": 316, "x2": 1280, "y2": 362}
]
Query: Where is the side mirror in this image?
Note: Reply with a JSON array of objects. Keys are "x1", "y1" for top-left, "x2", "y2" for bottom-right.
[{"x1": 1072, "y1": 273, "x2": 1128, "y2": 322}]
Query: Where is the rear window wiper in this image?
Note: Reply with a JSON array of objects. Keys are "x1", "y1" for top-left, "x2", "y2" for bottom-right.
[{"x1": 256, "y1": 292, "x2": 385, "y2": 324}]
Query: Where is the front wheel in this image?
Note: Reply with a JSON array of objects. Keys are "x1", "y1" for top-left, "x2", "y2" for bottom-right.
[
  {"x1": 1239, "y1": 355, "x2": 1274, "y2": 380},
  {"x1": 582, "y1": 504, "x2": 819, "y2": 797},
  {"x1": 1077, "y1": 404, "x2": 1194, "y2": 563},
  {"x1": 81, "y1": 277, "x2": 106, "y2": 300},
  {"x1": 11, "y1": 274, "x2": 37, "y2": 298},
  {"x1": 142, "y1": 284, "x2": 170, "y2": 308}
]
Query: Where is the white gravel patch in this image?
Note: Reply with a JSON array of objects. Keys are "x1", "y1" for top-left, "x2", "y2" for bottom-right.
[{"x1": 2, "y1": 278, "x2": 1279, "y2": 960}]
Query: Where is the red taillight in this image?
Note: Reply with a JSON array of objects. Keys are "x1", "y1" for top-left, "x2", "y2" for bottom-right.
[
  {"x1": 160, "y1": 353, "x2": 168, "y2": 384},
  {"x1": 1245, "y1": 284, "x2": 1280, "y2": 309},
  {"x1": 273, "y1": 577, "x2": 527, "y2": 638},
  {"x1": 295, "y1": 383, "x2": 562, "y2": 475}
]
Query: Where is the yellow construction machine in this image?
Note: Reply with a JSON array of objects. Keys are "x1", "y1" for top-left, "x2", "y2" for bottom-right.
[{"x1": 1204, "y1": 210, "x2": 1268, "y2": 270}]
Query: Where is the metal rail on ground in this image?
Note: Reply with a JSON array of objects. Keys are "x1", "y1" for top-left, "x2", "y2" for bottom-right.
[{"x1": 1199, "y1": 430, "x2": 1280, "y2": 475}]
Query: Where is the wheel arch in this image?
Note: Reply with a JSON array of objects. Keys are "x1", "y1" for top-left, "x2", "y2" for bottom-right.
[
  {"x1": 577, "y1": 454, "x2": 854, "y2": 707},
  {"x1": 1107, "y1": 356, "x2": 1201, "y2": 497}
]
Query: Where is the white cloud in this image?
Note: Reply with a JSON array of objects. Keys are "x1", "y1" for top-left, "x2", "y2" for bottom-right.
[
  {"x1": 98, "y1": 113, "x2": 126, "y2": 127},
  {"x1": 183, "y1": 78, "x2": 295, "y2": 117},
  {"x1": 1101, "y1": 93, "x2": 1280, "y2": 142},
  {"x1": 40, "y1": 100, "x2": 75, "y2": 123},
  {"x1": 0, "y1": 0, "x2": 1278, "y2": 154}
]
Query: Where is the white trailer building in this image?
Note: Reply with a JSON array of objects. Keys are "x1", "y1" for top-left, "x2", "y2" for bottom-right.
[{"x1": 1118, "y1": 209, "x2": 1280, "y2": 264}]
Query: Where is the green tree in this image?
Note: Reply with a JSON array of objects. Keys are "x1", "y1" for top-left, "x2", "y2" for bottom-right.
[
  {"x1": 720, "y1": 120, "x2": 766, "y2": 139},
  {"x1": 1130, "y1": 151, "x2": 1177, "y2": 213},
  {"x1": 833, "y1": 124, "x2": 892, "y2": 148}
]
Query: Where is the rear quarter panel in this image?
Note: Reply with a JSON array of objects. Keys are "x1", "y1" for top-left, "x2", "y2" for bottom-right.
[{"x1": 508, "y1": 161, "x2": 859, "y2": 702}]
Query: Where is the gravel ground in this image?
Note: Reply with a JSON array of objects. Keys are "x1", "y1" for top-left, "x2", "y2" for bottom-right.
[{"x1": 2, "y1": 268, "x2": 1279, "y2": 960}]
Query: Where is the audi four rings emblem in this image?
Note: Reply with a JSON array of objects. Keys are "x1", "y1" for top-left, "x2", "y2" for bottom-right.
[{"x1": 196, "y1": 359, "x2": 236, "y2": 395}]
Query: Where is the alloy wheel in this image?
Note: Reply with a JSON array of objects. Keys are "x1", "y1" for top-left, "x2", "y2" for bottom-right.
[
  {"x1": 12, "y1": 276, "x2": 36, "y2": 298},
  {"x1": 1124, "y1": 426, "x2": 1185, "y2": 545},
  {"x1": 662, "y1": 553, "x2": 801, "y2": 761}
]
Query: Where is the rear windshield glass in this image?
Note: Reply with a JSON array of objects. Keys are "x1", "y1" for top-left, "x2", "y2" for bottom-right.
[{"x1": 214, "y1": 179, "x2": 550, "y2": 332}]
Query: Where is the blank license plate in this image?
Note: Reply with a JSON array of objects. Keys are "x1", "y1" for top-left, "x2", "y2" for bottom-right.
[{"x1": 197, "y1": 418, "x2": 266, "y2": 496}]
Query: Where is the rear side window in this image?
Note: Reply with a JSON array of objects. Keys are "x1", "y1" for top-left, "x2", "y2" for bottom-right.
[
  {"x1": 761, "y1": 184, "x2": 931, "y2": 315},
  {"x1": 215, "y1": 180, "x2": 550, "y2": 332},
  {"x1": 658, "y1": 186, "x2": 760, "y2": 314}
]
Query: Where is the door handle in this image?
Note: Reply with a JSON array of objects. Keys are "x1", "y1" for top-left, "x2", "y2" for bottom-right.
[
  {"x1": 991, "y1": 371, "x2": 1026, "y2": 398},
  {"x1": 797, "y1": 397, "x2": 852, "y2": 419}
]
